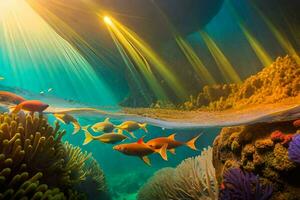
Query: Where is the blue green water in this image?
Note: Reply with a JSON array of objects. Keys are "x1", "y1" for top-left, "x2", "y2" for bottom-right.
[{"x1": 0, "y1": 0, "x2": 299, "y2": 199}]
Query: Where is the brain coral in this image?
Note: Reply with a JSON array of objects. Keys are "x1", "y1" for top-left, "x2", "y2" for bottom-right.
[
  {"x1": 138, "y1": 147, "x2": 218, "y2": 200},
  {"x1": 0, "y1": 112, "x2": 109, "y2": 199}
]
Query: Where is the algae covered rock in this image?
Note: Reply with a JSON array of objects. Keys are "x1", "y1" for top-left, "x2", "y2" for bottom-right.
[
  {"x1": 213, "y1": 119, "x2": 300, "y2": 200},
  {"x1": 0, "y1": 112, "x2": 109, "y2": 199}
]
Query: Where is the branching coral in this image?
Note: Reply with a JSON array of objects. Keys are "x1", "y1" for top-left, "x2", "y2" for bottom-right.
[
  {"x1": 138, "y1": 147, "x2": 218, "y2": 200},
  {"x1": 219, "y1": 168, "x2": 273, "y2": 200},
  {"x1": 0, "y1": 112, "x2": 109, "y2": 199}
]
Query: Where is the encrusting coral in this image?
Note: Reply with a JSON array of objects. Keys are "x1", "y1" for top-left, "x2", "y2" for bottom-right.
[
  {"x1": 173, "y1": 55, "x2": 300, "y2": 111},
  {"x1": 0, "y1": 112, "x2": 109, "y2": 199},
  {"x1": 213, "y1": 119, "x2": 300, "y2": 200},
  {"x1": 137, "y1": 147, "x2": 218, "y2": 200}
]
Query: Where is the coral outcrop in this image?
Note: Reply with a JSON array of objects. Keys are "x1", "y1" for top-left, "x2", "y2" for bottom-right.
[
  {"x1": 137, "y1": 147, "x2": 218, "y2": 200},
  {"x1": 0, "y1": 112, "x2": 109, "y2": 199},
  {"x1": 213, "y1": 119, "x2": 300, "y2": 200},
  {"x1": 180, "y1": 55, "x2": 300, "y2": 110}
]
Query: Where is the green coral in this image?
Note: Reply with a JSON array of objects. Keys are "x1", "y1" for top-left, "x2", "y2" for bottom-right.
[{"x1": 0, "y1": 112, "x2": 109, "y2": 199}]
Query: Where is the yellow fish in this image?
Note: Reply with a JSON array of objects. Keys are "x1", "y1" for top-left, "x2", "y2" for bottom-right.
[
  {"x1": 0, "y1": 77, "x2": 4, "y2": 80},
  {"x1": 113, "y1": 137, "x2": 167, "y2": 166},
  {"x1": 92, "y1": 118, "x2": 115, "y2": 133},
  {"x1": 83, "y1": 128, "x2": 128, "y2": 145},
  {"x1": 116, "y1": 121, "x2": 147, "y2": 138},
  {"x1": 54, "y1": 113, "x2": 81, "y2": 135}
]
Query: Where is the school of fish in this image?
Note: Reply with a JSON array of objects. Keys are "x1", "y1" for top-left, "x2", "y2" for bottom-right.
[{"x1": 0, "y1": 90, "x2": 201, "y2": 166}]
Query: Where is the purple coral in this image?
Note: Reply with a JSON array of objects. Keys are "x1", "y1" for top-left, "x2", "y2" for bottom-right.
[
  {"x1": 219, "y1": 168, "x2": 272, "y2": 200},
  {"x1": 288, "y1": 134, "x2": 300, "y2": 163}
]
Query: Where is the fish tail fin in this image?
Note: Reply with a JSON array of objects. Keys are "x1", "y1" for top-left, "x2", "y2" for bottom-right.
[
  {"x1": 186, "y1": 134, "x2": 201, "y2": 151},
  {"x1": 83, "y1": 129, "x2": 93, "y2": 145},
  {"x1": 156, "y1": 143, "x2": 168, "y2": 161},
  {"x1": 72, "y1": 122, "x2": 81, "y2": 135},
  {"x1": 82, "y1": 125, "x2": 90, "y2": 132},
  {"x1": 139, "y1": 123, "x2": 148, "y2": 133}
]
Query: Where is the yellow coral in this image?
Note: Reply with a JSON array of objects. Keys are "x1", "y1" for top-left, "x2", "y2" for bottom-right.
[
  {"x1": 0, "y1": 112, "x2": 108, "y2": 199},
  {"x1": 182, "y1": 55, "x2": 300, "y2": 111}
]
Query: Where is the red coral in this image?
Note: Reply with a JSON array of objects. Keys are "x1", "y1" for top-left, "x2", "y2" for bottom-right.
[
  {"x1": 293, "y1": 119, "x2": 300, "y2": 127},
  {"x1": 271, "y1": 131, "x2": 293, "y2": 145}
]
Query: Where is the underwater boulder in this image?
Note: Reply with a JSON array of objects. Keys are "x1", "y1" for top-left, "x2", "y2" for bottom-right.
[{"x1": 213, "y1": 119, "x2": 300, "y2": 200}]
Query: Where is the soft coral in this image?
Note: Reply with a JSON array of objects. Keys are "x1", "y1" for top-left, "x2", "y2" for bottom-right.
[{"x1": 219, "y1": 168, "x2": 272, "y2": 200}]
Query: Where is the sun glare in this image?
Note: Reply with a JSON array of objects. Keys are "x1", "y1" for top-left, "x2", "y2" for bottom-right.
[{"x1": 103, "y1": 16, "x2": 113, "y2": 25}]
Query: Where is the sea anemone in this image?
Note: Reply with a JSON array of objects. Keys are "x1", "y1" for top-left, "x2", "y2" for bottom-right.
[
  {"x1": 288, "y1": 134, "x2": 300, "y2": 164},
  {"x1": 138, "y1": 147, "x2": 218, "y2": 200},
  {"x1": 219, "y1": 168, "x2": 272, "y2": 200}
]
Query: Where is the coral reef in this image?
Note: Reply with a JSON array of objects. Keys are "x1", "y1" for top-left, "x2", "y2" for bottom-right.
[
  {"x1": 288, "y1": 134, "x2": 300, "y2": 164},
  {"x1": 178, "y1": 55, "x2": 300, "y2": 111},
  {"x1": 138, "y1": 147, "x2": 218, "y2": 200},
  {"x1": 219, "y1": 168, "x2": 272, "y2": 200},
  {"x1": 0, "y1": 112, "x2": 109, "y2": 199},
  {"x1": 213, "y1": 119, "x2": 300, "y2": 200}
]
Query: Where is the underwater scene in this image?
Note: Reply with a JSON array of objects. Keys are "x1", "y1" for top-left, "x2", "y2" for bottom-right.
[{"x1": 0, "y1": 0, "x2": 300, "y2": 199}]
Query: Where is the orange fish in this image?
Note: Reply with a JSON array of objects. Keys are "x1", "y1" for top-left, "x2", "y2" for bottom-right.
[
  {"x1": 12, "y1": 100, "x2": 49, "y2": 113},
  {"x1": 0, "y1": 91, "x2": 26, "y2": 104},
  {"x1": 146, "y1": 133, "x2": 201, "y2": 155},
  {"x1": 113, "y1": 137, "x2": 168, "y2": 166}
]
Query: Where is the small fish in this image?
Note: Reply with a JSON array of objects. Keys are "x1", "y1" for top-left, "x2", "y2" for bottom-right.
[
  {"x1": 83, "y1": 128, "x2": 128, "y2": 145},
  {"x1": 40, "y1": 91, "x2": 45, "y2": 95},
  {"x1": 92, "y1": 118, "x2": 115, "y2": 133},
  {"x1": 0, "y1": 91, "x2": 26, "y2": 104},
  {"x1": 0, "y1": 77, "x2": 4, "y2": 80},
  {"x1": 54, "y1": 113, "x2": 81, "y2": 135},
  {"x1": 146, "y1": 133, "x2": 201, "y2": 154},
  {"x1": 12, "y1": 100, "x2": 49, "y2": 113},
  {"x1": 116, "y1": 121, "x2": 147, "y2": 138},
  {"x1": 113, "y1": 137, "x2": 167, "y2": 166},
  {"x1": 48, "y1": 88, "x2": 53, "y2": 92}
]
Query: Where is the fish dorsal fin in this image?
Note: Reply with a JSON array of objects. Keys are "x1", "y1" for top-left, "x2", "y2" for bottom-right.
[
  {"x1": 104, "y1": 118, "x2": 110, "y2": 123},
  {"x1": 168, "y1": 133, "x2": 176, "y2": 141},
  {"x1": 72, "y1": 122, "x2": 81, "y2": 135},
  {"x1": 137, "y1": 136, "x2": 145, "y2": 144},
  {"x1": 141, "y1": 156, "x2": 151, "y2": 166}
]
